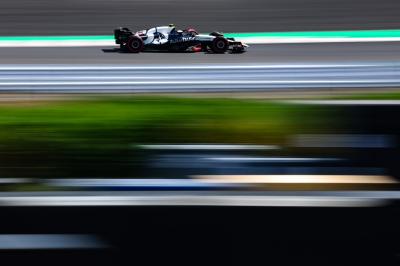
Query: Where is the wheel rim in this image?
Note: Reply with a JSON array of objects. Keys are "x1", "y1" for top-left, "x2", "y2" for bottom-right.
[
  {"x1": 131, "y1": 41, "x2": 140, "y2": 49},
  {"x1": 216, "y1": 40, "x2": 225, "y2": 49}
]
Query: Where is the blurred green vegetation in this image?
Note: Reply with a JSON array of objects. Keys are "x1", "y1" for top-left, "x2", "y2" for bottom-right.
[{"x1": 0, "y1": 97, "x2": 339, "y2": 178}]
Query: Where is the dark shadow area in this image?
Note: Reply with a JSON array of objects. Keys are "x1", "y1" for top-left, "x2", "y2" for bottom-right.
[
  {"x1": 101, "y1": 48, "x2": 195, "y2": 54},
  {"x1": 1, "y1": 205, "x2": 400, "y2": 265},
  {"x1": 101, "y1": 48, "x2": 244, "y2": 54}
]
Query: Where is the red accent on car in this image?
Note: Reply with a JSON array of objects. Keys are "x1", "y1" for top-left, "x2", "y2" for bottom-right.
[
  {"x1": 186, "y1": 28, "x2": 199, "y2": 35},
  {"x1": 191, "y1": 44, "x2": 202, "y2": 52}
]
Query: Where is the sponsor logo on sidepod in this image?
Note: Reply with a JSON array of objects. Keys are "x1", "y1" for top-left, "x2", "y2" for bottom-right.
[{"x1": 170, "y1": 36, "x2": 196, "y2": 43}]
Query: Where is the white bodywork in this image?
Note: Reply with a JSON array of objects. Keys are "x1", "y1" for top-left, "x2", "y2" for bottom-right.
[
  {"x1": 139, "y1": 26, "x2": 215, "y2": 45},
  {"x1": 141, "y1": 26, "x2": 174, "y2": 45},
  {"x1": 194, "y1": 35, "x2": 215, "y2": 42},
  {"x1": 130, "y1": 25, "x2": 248, "y2": 52}
]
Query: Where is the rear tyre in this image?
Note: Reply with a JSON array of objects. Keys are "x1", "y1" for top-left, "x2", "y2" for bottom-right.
[
  {"x1": 127, "y1": 36, "x2": 144, "y2": 53},
  {"x1": 210, "y1": 37, "x2": 228, "y2": 53}
]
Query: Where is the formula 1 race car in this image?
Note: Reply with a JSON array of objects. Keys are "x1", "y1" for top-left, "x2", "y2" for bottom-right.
[{"x1": 114, "y1": 24, "x2": 248, "y2": 53}]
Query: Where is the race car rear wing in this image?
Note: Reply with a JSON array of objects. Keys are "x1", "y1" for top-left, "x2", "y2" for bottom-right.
[{"x1": 114, "y1": 27, "x2": 133, "y2": 44}]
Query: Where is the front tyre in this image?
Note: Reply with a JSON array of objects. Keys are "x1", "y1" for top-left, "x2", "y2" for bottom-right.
[
  {"x1": 127, "y1": 36, "x2": 144, "y2": 53},
  {"x1": 211, "y1": 37, "x2": 228, "y2": 54}
]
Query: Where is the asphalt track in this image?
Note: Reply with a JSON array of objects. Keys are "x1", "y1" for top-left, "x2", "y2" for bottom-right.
[
  {"x1": 1, "y1": 0, "x2": 400, "y2": 35},
  {"x1": 0, "y1": 42, "x2": 399, "y2": 93},
  {"x1": 1, "y1": 64, "x2": 399, "y2": 93},
  {"x1": 1, "y1": 42, "x2": 400, "y2": 65}
]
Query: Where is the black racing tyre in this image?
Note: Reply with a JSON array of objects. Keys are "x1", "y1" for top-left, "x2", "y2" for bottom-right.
[
  {"x1": 127, "y1": 36, "x2": 144, "y2": 53},
  {"x1": 211, "y1": 37, "x2": 229, "y2": 53}
]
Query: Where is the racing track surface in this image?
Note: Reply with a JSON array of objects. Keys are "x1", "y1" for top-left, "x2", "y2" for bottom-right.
[
  {"x1": 0, "y1": 64, "x2": 399, "y2": 93},
  {"x1": 0, "y1": 43, "x2": 400, "y2": 93},
  {"x1": 1, "y1": 0, "x2": 400, "y2": 35},
  {"x1": 2, "y1": 42, "x2": 400, "y2": 65}
]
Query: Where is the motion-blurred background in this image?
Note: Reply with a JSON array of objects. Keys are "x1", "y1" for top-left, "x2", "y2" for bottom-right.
[
  {"x1": 0, "y1": 0, "x2": 400, "y2": 265},
  {"x1": 1, "y1": 0, "x2": 400, "y2": 35}
]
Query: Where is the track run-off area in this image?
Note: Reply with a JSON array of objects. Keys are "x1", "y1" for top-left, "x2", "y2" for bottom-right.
[{"x1": 0, "y1": 63, "x2": 398, "y2": 93}]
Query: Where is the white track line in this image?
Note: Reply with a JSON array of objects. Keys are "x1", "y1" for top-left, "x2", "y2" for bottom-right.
[
  {"x1": 241, "y1": 37, "x2": 400, "y2": 44},
  {"x1": 0, "y1": 80, "x2": 399, "y2": 86},
  {"x1": 0, "y1": 64, "x2": 376, "y2": 70},
  {"x1": 0, "y1": 40, "x2": 114, "y2": 48},
  {"x1": 1, "y1": 37, "x2": 400, "y2": 47}
]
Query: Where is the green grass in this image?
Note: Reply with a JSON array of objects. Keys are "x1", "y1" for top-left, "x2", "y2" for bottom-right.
[
  {"x1": 0, "y1": 96, "x2": 339, "y2": 178},
  {"x1": 0, "y1": 97, "x2": 322, "y2": 144}
]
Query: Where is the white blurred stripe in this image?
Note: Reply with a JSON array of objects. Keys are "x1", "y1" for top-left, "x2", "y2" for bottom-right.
[
  {"x1": 0, "y1": 234, "x2": 107, "y2": 249},
  {"x1": 1, "y1": 79, "x2": 400, "y2": 86},
  {"x1": 0, "y1": 195, "x2": 384, "y2": 207},
  {"x1": 240, "y1": 37, "x2": 400, "y2": 44},
  {"x1": 0, "y1": 64, "x2": 372, "y2": 70},
  {"x1": 1, "y1": 37, "x2": 400, "y2": 48},
  {"x1": 0, "y1": 40, "x2": 114, "y2": 48},
  {"x1": 0, "y1": 178, "x2": 32, "y2": 184}
]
